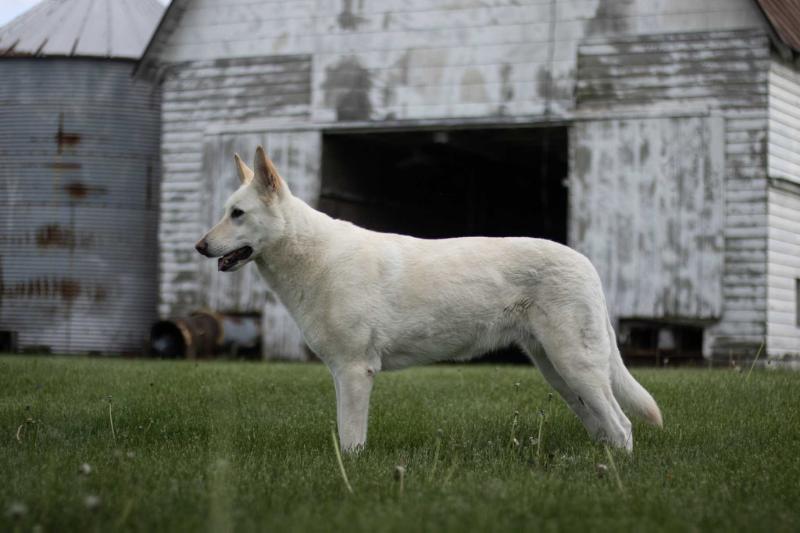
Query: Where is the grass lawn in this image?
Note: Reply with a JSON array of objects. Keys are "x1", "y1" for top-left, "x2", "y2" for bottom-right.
[{"x1": 1, "y1": 356, "x2": 798, "y2": 532}]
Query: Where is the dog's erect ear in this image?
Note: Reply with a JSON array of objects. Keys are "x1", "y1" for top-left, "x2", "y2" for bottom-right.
[
  {"x1": 253, "y1": 145, "x2": 284, "y2": 197},
  {"x1": 234, "y1": 153, "x2": 254, "y2": 185}
]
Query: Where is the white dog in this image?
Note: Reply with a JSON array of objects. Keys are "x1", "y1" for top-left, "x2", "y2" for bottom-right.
[{"x1": 196, "y1": 146, "x2": 662, "y2": 453}]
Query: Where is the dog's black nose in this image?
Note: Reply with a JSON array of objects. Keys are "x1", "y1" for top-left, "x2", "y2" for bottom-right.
[{"x1": 195, "y1": 239, "x2": 210, "y2": 257}]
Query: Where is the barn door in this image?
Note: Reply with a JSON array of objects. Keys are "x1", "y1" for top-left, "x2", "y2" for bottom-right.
[
  {"x1": 569, "y1": 115, "x2": 724, "y2": 320},
  {"x1": 199, "y1": 130, "x2": 321, "y2": 359}
]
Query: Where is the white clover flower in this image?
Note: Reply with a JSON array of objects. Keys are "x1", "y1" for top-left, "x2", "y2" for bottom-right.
[{"x1": 84, "y1": 495, "x2": 101, "y2": 512}]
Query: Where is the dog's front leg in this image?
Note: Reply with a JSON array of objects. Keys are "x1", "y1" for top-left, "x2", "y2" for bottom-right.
[{"x1": 332, "y1": 364, "x2": 376, "y2": 453}]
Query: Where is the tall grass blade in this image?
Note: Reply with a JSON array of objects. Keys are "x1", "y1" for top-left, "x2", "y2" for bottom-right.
[
  {"x1": 331, "y1": 428, "x2": 354, "y2": 494},
  {"x1": 604, "y1": 445, "x2": 625, "y2": 492},
  {"x1": 536, "y1": 411, "x2": 545, "y2": 466},
  {"x1": 745, "y1": 341, "x2": 765, "y2": 381},
  {"x1": 429, "y1": 431, "x2": 442, "y2": 481},
  {"x1": 108, "y1": 401, "x2": 116, "y2": 443}
]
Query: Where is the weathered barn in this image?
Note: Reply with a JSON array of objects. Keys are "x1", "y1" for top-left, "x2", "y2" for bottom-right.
[
  {"x1": 0, "y1": 0, "x2": 164, "y2": 354},
  {"x1": 138, "y1": 0, "x2": 800, "y2": 362}
]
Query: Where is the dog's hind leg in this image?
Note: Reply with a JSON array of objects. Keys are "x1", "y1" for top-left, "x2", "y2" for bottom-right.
[
  {"x1": 527, "y1": 327, "x2": 633, "y2": 451},
  {"x1": 331, "y1": 363, "x2": 377, "y2": 453},
  {"x1": 518, "y1": 339, "x2": 603, "y2": 438},
  {"x1": 549, "y1": 348, "x2": 632, "y2": 451}
]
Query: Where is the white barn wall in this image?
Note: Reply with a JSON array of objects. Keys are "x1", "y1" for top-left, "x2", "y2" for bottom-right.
[
  {"x1": 767, "y1": 58, "x2": 800, "y2": 358},
  {"x1": 768, "y1": 59, "x2": 800, "y2": 182},
  {"x1": 572, "y1": 29, "x2": 770, "y2": 357},
  {"x1": 150, "y1": 0, "x2": 776, "y2": 359},
  {"x1": 158, "y1": 55, "x2": 311, "y2": 316},
  {"x1": 155, "y1": 0, "x2": 765, "y2": 123},
  {"x1": 570, "y1": 115, "x2": 725, "y2": 321}
]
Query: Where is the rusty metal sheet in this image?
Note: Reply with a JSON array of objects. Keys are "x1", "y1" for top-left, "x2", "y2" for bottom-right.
[{"x1": 0, "y1": 58, "x2": 161, "y2": 354}]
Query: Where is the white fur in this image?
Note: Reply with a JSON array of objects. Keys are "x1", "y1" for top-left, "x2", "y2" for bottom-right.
[{"x1": 198, "y1": 147, "x2": 663, "y2": 453}]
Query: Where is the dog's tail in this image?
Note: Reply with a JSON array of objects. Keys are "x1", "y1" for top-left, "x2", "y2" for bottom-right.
[{"x1": 606, "y1": 316, "x2": 663, "y2": 428}]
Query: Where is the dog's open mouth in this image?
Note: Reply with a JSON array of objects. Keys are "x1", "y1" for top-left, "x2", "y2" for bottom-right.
[{"x1": 218, "y1": 246, "x2": 253, "y2": 272}]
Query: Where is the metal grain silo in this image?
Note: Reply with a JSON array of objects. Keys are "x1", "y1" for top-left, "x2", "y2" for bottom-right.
[{"x1": 0, "y1": 0, "x2": 165, "y2": 354}]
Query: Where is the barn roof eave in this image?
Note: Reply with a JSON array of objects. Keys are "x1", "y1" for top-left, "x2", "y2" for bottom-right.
[{"x1": 134, "y1": 0, "x2": 191, "y2": 80}]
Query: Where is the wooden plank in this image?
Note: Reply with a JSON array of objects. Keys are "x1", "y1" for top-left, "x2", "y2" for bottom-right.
[{"x1": 569, "y1": 115, "x2": 724, "y2": 320}]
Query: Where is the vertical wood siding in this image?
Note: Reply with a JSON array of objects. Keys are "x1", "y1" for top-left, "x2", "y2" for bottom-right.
[
  {"x1": 158, "y1": 55, "x2": 311, "y2": 317},
  {"x1": 573, "y1": 29, "x2": 770, "y2": 356},
  {"x1": 571, "y1": 116, "x2": 725, "y2": 320},
  {"x1": 198, "y1": 130, "x2": 321, "y2": 314},
  {"x1": 198, "y1": 130, "x2": 320, "y2": 360},
  {"x1": 766, "y1": 58, "x2": 800, "y2": 357}
]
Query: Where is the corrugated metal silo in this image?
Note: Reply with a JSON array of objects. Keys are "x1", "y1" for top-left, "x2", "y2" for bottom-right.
[{"x1": 0, "y1": 0, "x2": 165, "y2": 354}]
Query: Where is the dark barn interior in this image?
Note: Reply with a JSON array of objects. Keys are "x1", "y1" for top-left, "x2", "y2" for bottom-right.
[
  {"x1": 319, "y1": 127, "x2": 568, "y2": 242},
  {"x1": 618, "y1": 320, "x2": 704, "y2": 366},
  {"x1": 319, "y1": 126, "x2": 569, "y2": 363}
]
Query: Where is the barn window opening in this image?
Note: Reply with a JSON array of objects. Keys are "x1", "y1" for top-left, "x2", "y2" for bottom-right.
[
  {"x1": 319, "y1": 126, "x2": 568, "y2": 363},
  {"x1": 618, "y1": 320, "x2": 704, "y2": 366}
]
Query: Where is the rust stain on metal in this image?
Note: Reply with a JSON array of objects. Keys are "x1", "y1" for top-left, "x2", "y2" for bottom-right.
[
  {"x1": 59, "y1": 279, "x2": 80, "y2": 301},
  {"x1": 35, "y1": 224, "x2": 93, "y2": 249},
  {"x1": 63, "y1": 181, "x2": 105, "y2": 199},
  {"x1": 0, "y1": 278, "x2": 75, "y2": 300},
  {"x1": 36, "y1": 224, "x2": 74, "y2": 248},
  {"x1": 93, "y1": 286, "x2": 108, "y2": 302},
  {"x1": 65, "y1": 181, "x2": 89, "y2": 198},
  {"x1": 55, "y1": 113, "x2": 81, "y2": 154},
  {"x1": 1, "y1": 277, "x2": 109, "y2": 302}
]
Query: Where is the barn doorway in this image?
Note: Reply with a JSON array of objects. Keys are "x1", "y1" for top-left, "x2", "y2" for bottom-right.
[{"x1": 319, "y1": 126, "x2": 569, "y2": 362}]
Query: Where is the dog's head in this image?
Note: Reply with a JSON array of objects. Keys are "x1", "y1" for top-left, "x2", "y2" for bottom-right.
[{"x1": 195, "y1": 146, "x2": 291, "y2": 272}]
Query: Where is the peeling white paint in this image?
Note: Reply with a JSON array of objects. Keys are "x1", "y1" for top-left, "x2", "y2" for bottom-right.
[{"x1": 150, "y1": 0, "x2": 793, "y2": 360}]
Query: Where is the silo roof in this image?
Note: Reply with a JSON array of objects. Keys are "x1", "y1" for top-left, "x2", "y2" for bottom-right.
[{"x1": 0, "y1": 0, "x2": 165, "y2": 59}]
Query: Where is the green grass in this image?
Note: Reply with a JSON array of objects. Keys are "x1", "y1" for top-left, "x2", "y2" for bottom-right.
[{"x1": 1, "y1": 356, "x2": 798, "y2": 532}]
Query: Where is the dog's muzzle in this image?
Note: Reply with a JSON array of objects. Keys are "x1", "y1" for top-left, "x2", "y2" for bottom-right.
[
  {"x1": 196, "y1": 239, "x2": 253, "y2": 272},
  {"x1": 218, "y1": 246, "x2": 253, "y2": 272}
]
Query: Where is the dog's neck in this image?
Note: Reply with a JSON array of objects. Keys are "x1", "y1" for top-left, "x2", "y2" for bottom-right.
[{"x1": 253, "y1": 196, "x2": 339, "y2": 314}]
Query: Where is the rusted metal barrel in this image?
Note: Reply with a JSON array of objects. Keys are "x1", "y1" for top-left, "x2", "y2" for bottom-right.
[{"x1": 149, "y1": 311, "x2": 260, "y2": 358}]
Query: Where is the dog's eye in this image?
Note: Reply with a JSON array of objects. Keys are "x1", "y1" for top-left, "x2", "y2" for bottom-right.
[{"x1": 231, "y1": 208, "x2": 244, "y2": 219}]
